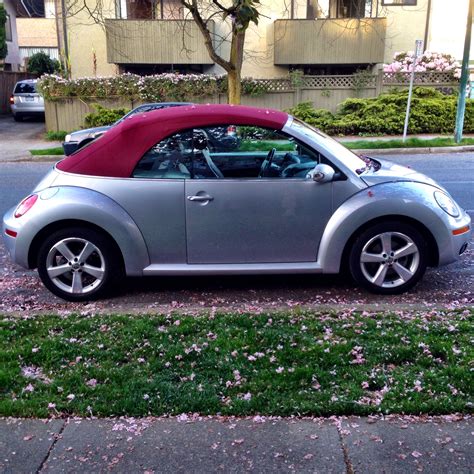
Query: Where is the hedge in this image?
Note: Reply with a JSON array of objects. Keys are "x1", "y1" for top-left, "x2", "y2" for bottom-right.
[{"x1": 287, "y1": 87, "x2": 472, "y2": 135}]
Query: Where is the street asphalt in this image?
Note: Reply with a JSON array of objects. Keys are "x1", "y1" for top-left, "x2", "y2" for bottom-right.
[
  {"x1": 1, "y1": 416, "x2": 472, "y2": 473},
  {"x1": 0, "y1": 116, "x2": 473, "y2": 473}
]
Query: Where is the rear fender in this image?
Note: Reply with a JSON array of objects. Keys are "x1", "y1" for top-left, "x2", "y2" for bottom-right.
[{"x1": 23, "y1": 186, "x2": 149, "y2": 275}]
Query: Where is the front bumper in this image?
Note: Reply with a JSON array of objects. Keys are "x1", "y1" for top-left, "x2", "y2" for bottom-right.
[{"x1": 438, "y1": 210, "x2": 471, "y2": 266}]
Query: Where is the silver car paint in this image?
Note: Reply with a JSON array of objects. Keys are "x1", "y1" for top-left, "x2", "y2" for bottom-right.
[
  {"x1": 2, "y1": 115, "x2": 471, "y2": 279},
  {"x1": 3, "y1": 186, "x2": 149, "y2": 275}
]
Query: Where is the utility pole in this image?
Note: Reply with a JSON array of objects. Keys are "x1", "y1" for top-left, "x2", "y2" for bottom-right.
[
  {"x1": 455, "y1": 0, "x2": 473, "y2": 143},
  {"x1": 403, "y1": 40, "x2": 424, "y2": 142}
]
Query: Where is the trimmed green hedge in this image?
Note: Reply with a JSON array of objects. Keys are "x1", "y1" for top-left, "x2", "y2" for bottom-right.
[
  {"x1": 288, "y1": 87, "x2": 471, "y2": 135},
  {"x1": 84, "y1": 104, "x2": 130, "y2": 127}
]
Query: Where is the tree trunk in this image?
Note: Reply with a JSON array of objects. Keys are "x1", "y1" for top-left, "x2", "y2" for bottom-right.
[
  {"x1": 227, "y1": 69, "x2": 241, "y2": 105},
  {"x1": 227, "y1": 30, "x2": 245, "y2": 104}
]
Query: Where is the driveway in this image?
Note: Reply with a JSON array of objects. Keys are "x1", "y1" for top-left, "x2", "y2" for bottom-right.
[{"x1": 0, "y1": 115, "x2": 60, "y2": 162}]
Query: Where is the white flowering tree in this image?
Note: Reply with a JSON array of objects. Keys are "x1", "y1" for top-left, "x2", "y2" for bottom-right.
[
  {"x1": 384, "y1": 51, "x2": 461, "y2": 80},
  {"x1": 179, "y1": 0, "x2": 261, "y2": 104}
]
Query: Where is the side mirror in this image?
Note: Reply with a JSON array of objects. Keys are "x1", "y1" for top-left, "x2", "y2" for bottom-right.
[{"x1": 307, "y1": 164, "x2": 335, "y2": 183}]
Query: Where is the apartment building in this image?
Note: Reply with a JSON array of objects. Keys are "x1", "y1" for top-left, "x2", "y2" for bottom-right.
[
  {"x1": 17, "y1": 0, "x2": 473, "y2": 79},
  {"x1": 14, "y1": 0, "x2": 58, "y2": 69},
  {"x1": 1, "y1": 0, "x2": 21, "y2": 71}
]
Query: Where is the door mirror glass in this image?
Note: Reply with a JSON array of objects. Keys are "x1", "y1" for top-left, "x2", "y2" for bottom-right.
[{"x1": 307, "y1": 164, "x2": 335, "y2": 183}]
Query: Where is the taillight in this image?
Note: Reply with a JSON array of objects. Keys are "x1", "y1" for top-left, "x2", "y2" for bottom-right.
[
  {"x1": 14, "y1": 194, "x2": 38, "y2": 218},
  {"x1": 9, "y1": 95, "x2": 14, "y2": 104}
]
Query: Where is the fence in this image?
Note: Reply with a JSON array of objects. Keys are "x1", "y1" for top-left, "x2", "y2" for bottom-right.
[
  {"x1": 44, "y1": 71, "x2": 458, "y2": 132},
  {"x1": 0, "y1": 72, "x2": 37, "y2": 114}
]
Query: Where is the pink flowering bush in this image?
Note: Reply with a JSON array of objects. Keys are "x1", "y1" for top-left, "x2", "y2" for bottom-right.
[{"x1": 384, "y1": 51, "x2": 461, "y2": 80}]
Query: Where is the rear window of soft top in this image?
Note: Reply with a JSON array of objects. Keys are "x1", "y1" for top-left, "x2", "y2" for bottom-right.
[{"x1": 14, "y1": 82, "x2": 37, "y2": 94}]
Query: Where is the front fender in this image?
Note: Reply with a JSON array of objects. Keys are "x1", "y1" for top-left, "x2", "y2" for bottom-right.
[
  {"x1": 319, "y1": 181, "x2": 466, "y2": 273},
  {"x1": 13, "y1": 186, "x2": 149, "y2": 275}
]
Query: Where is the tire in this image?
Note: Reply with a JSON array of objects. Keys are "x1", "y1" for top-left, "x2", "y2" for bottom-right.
[
  {"x1": 349, "y1": 222, "x2": 427, "y2": 294},
  {"x1": 37, "y1": 227, "x2": 123, "y2": 301},
  {"x1": 13, "y1": 114, "x2": 23, "y2": 122}
]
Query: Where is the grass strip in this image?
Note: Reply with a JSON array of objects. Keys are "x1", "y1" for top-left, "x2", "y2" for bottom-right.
[
  {"x1": 342, "y1": 137, "x2": 474, "y2": 150},
  {"x1": 1, "y1": 310, "x2": 472, "y2": 418},
  {"x1": 30, "y1": 147, "x2": 64, "y2": 156}
]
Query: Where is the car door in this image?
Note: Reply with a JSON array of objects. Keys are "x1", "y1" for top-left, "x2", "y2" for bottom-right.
[{"x1": 185, "y1": 125, "x2": 334, "y2": 264}]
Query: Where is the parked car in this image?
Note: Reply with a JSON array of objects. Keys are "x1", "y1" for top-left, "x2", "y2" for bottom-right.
[
  {"x1": 62, "y1": 102, "x2": 194, "y2": 155},
  {"x1": 3, "y1": 104, "x2": 471, "y2": 301},
  {"x1": 10, "y1": 79, "x2": 44, "y2": 121}
]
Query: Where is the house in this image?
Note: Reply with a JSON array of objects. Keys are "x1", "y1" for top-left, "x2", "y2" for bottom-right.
[
  {"x1": 14, "y1": 0, "x2": 59, "y2": 69},
  {"x1": 1, "y1": 0, "x2": 21, "y2": 71},
  {"x1": 35, "y1": 0, "x2": 474, "y2": 78}
]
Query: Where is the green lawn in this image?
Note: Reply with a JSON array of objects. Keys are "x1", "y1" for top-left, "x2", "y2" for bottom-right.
[
  {"x1": 30, "y1": 147, "x2": 64, "y2": 156},
  {"x1": 1, "y1": 310, "x2": 472, "y2": 418},
  {"x1": 342, "y1": 137, "x2": 474, "y2": 150}
]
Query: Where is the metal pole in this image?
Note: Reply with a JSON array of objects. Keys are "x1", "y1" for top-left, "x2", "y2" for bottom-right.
[
  {"x1": 403, "y1": 40, "x2": 423, "y2": 142},
  {"x1": 455, "y1": 0, "x2": 473, "y2": 143}
]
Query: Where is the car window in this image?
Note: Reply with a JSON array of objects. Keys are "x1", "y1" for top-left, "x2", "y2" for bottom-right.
[
  {"x1": 132, "y1": 130, "x2": 193, "y2": 179},
  {"x1": 195, "y1": 125, "x2": 321, "y2": 179},
  {"x1": 14, "y1": 82, "x2": 36, "y2": 94}
]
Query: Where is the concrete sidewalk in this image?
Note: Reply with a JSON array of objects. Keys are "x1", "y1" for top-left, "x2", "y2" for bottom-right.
[{"x1": 1, "y1": 416, "x2": 472, "y2": 473}]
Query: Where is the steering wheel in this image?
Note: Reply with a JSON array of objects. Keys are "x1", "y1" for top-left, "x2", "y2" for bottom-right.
[{"x1": 258, "y1": 148, "x2": 276, "y2": 178}]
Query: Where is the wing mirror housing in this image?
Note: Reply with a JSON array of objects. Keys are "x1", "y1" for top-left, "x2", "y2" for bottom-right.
[{"x1": 307, "y1": 164, "x2": 335, "y2": 183}]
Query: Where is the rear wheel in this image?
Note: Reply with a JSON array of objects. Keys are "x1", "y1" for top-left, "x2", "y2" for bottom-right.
[
  {"x1": 349, "y1": 222, "x2": 427, "y2": 294},
  {"x1": 37, "y1": 227, "x2": 123, "y2": 301},
  {"x1": 13, "y1": 114, "x2": 23, "y2": 122}
]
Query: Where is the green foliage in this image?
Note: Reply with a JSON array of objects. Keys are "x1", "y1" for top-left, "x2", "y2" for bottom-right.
[
  {"x1": 289, "y1": 88, "x2": 473, "y2": 136},
  {"x1": 84, "y1": 104, "x2": 129, "y2": 127},
  {"x1": 45, "y1": 130, "x2": 68, "y2": 141},
  {"x1": 0, "y1": 5, "x2": 8, "y2": 61},
  {"x1": 27, "y1": 52, "x2": 60, "y2": 75},
  {"x1": 286, "y1": 102, "x2": 335, "y2": 129}
]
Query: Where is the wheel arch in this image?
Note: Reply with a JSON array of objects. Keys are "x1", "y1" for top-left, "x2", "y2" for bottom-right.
[
  {"x1": 28, "y1": 219, "x2": 125, "y2": 271},
  {"x1": 339, "y1": 215, "x2": 439, "y2": 274}
]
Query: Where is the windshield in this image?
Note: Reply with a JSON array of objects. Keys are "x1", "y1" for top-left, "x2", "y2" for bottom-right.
[{"x1": 289, "y1": 118, "x2": 366, "y2": 173}]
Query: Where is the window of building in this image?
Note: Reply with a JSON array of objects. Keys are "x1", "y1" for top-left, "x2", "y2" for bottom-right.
[
  {"x1": 382, "y1": 0, "x2": 416, "y2": 5},
  {"x1": 307, "y1": 0, "x2": 387, "y2": 19},
  {"x1": 5, "y1": 14, "x2": 12, "y2": 42},
  {"x1": 116, "y1": 0, "x2": 183, "y2": 20}
]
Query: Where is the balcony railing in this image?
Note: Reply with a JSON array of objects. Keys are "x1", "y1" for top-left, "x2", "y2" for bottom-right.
[
  {"x1": 274, "y1": 18, "x2": 386, "y2": 65},
  {"x1": 105, "y1": 20, "x2": 213, "y2": 65}
]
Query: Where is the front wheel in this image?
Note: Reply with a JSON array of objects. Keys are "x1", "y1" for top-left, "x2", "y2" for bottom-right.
[
  {"x1": 349, "y1": 222, "x2": 427, "y2": 294},
  {"x1": 37, "y1": 227, "x2": 122, "y2": 301}
]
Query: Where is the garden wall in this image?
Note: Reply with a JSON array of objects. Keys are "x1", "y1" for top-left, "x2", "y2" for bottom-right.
[{"x1": 44, "y1": 72, "x2": 458, "y2": 132}]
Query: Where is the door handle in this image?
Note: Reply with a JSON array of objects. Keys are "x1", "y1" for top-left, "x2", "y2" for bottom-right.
[{"x1": 187, "y1": 194, "x2": 214, "y2": 202}]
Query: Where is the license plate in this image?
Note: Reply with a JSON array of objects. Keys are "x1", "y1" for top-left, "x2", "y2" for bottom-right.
[{"x1": 25, "y1": 97, "x2": 34, "y2": 102}]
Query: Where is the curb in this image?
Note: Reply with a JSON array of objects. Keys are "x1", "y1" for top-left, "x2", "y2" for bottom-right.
[{"x1": 349, "y1": 145, "x2": 474, "y2": 154}]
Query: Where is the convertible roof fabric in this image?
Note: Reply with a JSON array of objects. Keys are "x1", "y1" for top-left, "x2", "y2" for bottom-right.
[{"x1": 57, "y1": 104, "x2": 289, "y2": 178}]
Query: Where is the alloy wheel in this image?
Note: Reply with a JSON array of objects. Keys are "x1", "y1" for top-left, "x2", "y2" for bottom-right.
[
  {"x1": 359, "y1": 231, "x2": 420, "y2": 289},
  {"x1": 45, "y1": 237, "x2": 106, "y2": 294}
]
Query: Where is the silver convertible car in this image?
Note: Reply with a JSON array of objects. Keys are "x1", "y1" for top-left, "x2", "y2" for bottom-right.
[{"x1": 2, "y1": 104, "x2": 471, "y2": 301}]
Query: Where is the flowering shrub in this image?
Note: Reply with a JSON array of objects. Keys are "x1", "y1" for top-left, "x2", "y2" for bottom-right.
[
  {"x1": 384, "y1": 51, "x2": 461, "y2": 80},
  {"x1": 38, "y1": 73, "x2": 270, "y2": 101}
]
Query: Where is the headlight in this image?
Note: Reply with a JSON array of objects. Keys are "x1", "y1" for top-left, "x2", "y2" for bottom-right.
[
  {"x1": 64, "y1": 134, "x2": 71, "y2": 143},
  {"x1": 434, "y1": 191, "x2": 460, "y2": 217}
]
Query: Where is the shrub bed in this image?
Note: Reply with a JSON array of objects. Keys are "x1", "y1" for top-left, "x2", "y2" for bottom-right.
[{"x1": 288, "y1": 87, "x2": 473, "y2": 135}]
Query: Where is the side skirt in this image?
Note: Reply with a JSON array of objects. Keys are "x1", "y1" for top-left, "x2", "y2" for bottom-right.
[{"x1": 142, "y1": 262, "x2": 325, "y2": 276}]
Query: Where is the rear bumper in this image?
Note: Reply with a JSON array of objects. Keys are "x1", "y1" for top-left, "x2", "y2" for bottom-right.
[{"x1": 11, "y1": 105, "x2": 45, "y2": 115}]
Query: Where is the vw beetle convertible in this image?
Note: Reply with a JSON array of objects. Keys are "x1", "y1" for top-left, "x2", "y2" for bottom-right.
[{"x1": 3, "y1": 104, "x2": 471, "y2": 301}]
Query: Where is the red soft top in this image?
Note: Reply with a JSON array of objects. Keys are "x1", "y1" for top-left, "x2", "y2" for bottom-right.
[{"x1": 57, "y1": 104, "x2": 289, "y2": 178}]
